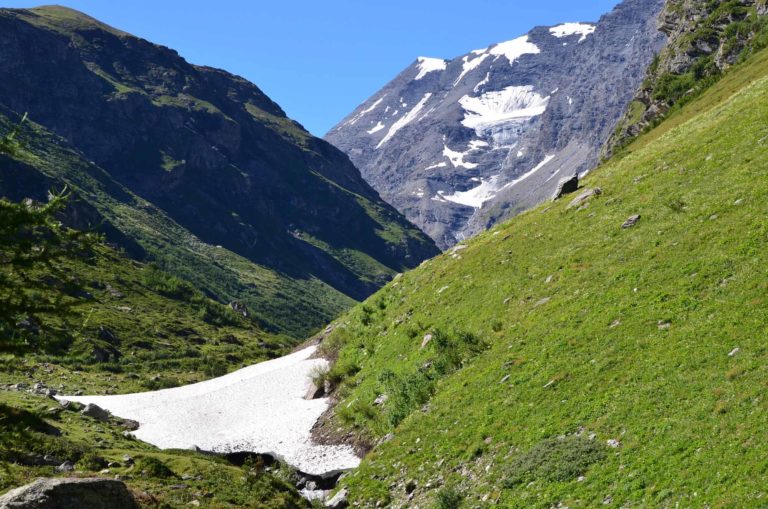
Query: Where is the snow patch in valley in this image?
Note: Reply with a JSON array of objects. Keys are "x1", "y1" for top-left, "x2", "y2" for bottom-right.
[
  {"x1": 425, "y1": 162, "x2": 448, "y2": 171},
  {"x1": 415, "y1": 57, "x2": 447, "y2": 80},
  {"x1": 367, "y1": 121, "x2": 385, "y2": 135},
  {"x1": 59, "y1": 346, "x2": 360, "y2": 477},
  {"x1": 459, "y1": 86, "x2": 550, "y2": 134},
  {"x1": 549, "y1": 23, "x2": 596, "y2": 43},
  {"x1": 377, "y1": 93, "x2": 432, "y2": 148}
]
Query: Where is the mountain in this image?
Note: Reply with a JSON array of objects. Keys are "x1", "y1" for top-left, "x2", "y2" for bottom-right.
[
  {"x1": 0, "y1": 6, "x2": 439, "y2": 338},
  {"x1": 316, "y1": 42, "x2": 768, "y2": 507},
  {"x1": 325, "y1": 0, "x2": 666, "y2": 249},
  {"x1": 607, "y1": 0, "x2": 768, "y2": 154}
]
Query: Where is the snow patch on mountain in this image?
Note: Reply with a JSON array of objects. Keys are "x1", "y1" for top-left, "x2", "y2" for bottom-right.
[
  {"x1": 443, "y1": 143, "x2": 479, "y2": 169},
  {"x1": 459, "y1": 86, "x2": 550, "y2": 134},
  {"x1": 507, "y1": 154, "x2": 556, "y2": 188},
  {"x1": 440, "y1": 174, "x2": 503, "y2": 208},
  {"x1": 440, "y1": 154, "x2": 555, "y2": 209},
  {"x1": 377, "y1": 93, "x2": 432, "y2": 148},
  {"x1": 454, "y1": 53, "x2": 490, "y2": 86},
  {"x1": 550, "y1": 22, "x2": 596, "y2": 42},
  {"x1": 367, "y1": 122, "x2": 385, "y2": 135},
  {"x1": 347, "y1": 96, "x2": 385, "y2": 126},
  {"x1": 488, "y1": 35, "x2": 541, "y2": 64},
  {"x1": 415, "y1": 57, "x2": 447, "y2": 80}
]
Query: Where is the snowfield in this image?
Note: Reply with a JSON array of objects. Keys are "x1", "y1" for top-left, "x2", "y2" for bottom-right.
[
  {"x1": 415, "y1": 56, "x2": 447, "y2": 80},
  {"x1": 58, "y1": 346, "x2": 360, "y2": 477},
  {"x1": 460, "y1": 85, "x2": 550, "y2": 134}
]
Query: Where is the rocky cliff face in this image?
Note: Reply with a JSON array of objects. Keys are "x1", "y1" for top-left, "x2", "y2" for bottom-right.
[
  {"x1": 0, "y1": 6, "x2": 439, "y2": 336},
  {"x1": 326, "y1": 0, "x2": 666, "y2": 249},
  {"x1": 606, "y1": 0, "x2": 768, "y2": 154}
]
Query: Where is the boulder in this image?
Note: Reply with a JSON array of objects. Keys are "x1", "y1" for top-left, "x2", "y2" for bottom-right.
[
  {"x1": 55, "y1": 461, "x2": 75, "y2": 473},
  {"x1": 325, "y1": 487, "x2": 348, "y2": 509},
  {"x1": 567, "y1": 187, "x2": 602, "y2": 209},
  {"x1": 304, "y1": 381, "x2": 325, "y2": 400},
  {"x1": 621, "y1": 214, "x2": 641, "y2": 229},
  {"x1": 0, "y1": 477, "x2": 138, "y2": 509},
  {"x1": 420, "y1": 334, "x2": 433, "y2": 349},
  {"x1": 552, "y1": 174, "x2": 579, "y2": 201},
  {"x1": 229, "y1": 301, "x2": 248, "y2": 318},
  {"x1": 81, "y1": 403, "x2": 110, "y2": 422}
]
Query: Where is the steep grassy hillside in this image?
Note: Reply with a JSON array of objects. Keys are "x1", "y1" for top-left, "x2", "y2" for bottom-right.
[
  {"x1": 0, "y1": 6, "x2": 439, "y2": 338},
  {"x1": 317, "y1": 46, "x2": 768, "y2": 507},
  {"x1": 0, "y1": 184, "x2": 307, "y2": 505}
]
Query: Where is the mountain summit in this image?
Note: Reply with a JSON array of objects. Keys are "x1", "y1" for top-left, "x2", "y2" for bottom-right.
[
  {"x1": 326, "y1": 0, "x2": 666, "y2": 249},
  {"x1": 0, "y1": 6, "x2": 439, "y2": 336}
]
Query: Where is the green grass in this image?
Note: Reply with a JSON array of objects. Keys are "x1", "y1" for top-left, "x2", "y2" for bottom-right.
[
  {"x1": 0, "y1": 241, "x2": 290, "y2": 395},
  {"x1": 318, "y1": 46, "x2": 768, "y2": 507},
  {"x1": 0, "y1": 391, "x2": 309, "y2": 508}
]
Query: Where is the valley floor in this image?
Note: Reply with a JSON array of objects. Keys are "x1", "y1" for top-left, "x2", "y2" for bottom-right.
[{"x1": 59, "y1": 346, "x2": 360, "y2": 478}]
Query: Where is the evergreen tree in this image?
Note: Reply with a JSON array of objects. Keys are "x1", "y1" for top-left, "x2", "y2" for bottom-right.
[{"x1": 0, "y1": 114, "x2": 96, "y2": 353}]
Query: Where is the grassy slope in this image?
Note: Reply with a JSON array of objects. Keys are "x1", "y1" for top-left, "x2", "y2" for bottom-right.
[
  {"x1": 0, "y1": 241, "x2": 289, "y2": 395},
  {"x1": 0, "y1": 112, "x2": 355, "y2": 338},
  {"x1": 0, "y1": 391, "x2": 308, "y2": 508},
  {"x1": 321, "y1": 47, "x2": 768, "y2": 507},
  {"x1": 0, "y1": 236, "x2": 313, "y2": 506}
]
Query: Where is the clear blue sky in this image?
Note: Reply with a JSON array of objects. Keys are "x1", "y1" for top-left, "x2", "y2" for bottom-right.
[{"x1": 5, "y1": 1, "x2": 620, "y2": 135}]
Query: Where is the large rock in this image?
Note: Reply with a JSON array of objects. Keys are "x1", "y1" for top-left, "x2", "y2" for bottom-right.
[
  {"x1": 80, "y1": 403, "x2": 110, "y2": 422},
  {"x1": 0, "y1": 477, "x2": 138, "y2": 509},
  {"x1": 567, "y1": 187, "x2": 602, "y2": 209},
  {"x1": 552, "y1": 174, "x2": 579, "y2": 201},
  {"x1": 325, "y1": 487, "x2": 349, "y2": 509}
]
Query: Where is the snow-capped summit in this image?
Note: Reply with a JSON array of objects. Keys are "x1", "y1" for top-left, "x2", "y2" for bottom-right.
[{"x1": 326, "y1": 0, "x2": 665, "y2": 249}]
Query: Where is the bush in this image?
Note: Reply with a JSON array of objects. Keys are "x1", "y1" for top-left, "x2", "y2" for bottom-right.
[
  {"x1": 77, "y1": 452, "x2": 107, "y2": 471},
  {"x1": 135, "y1": 455, "x2": 175, "y2": 478},
  {"x1": 504, "y1": 435, "x2": 606, "y2": 486},
  {"x1": 435, "y1": 487, "x2": 464, "y2": 509}
]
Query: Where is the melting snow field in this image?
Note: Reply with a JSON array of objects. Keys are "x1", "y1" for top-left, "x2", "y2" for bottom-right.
[
  {"x1": 58, "y1": 346, "x2": 360, "y2": 477},
  {"x1": 460, "y1": 85, "x2": 550, "y2": 134}
]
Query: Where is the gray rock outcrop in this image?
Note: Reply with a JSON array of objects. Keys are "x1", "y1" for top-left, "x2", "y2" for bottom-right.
[{"x1": 0, "y1": 477, "x2": 138, "y2": 509}]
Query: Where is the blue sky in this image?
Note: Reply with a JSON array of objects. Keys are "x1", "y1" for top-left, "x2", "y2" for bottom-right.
[{"x1": 6, "y1": 1, "x2": 620, "y2": 135}]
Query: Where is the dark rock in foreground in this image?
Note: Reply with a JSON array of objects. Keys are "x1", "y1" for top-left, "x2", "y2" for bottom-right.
[{"x1": 0, "y1": 477, "x2": 138, "y2": 509}]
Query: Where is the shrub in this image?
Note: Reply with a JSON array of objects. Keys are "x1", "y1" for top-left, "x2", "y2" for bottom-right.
[
  {"x1": 77, "y1": 452, "x2": 107, "y2": 471},
  {"x1": 135, "y1": 455, "x2": 175, "y2": 478},
  {"x1": 504, "y1": 435, "x2": 606, "y2": 487},
  {"x1": 435, "y1": 487, "x2": 464, "y2": 509}
]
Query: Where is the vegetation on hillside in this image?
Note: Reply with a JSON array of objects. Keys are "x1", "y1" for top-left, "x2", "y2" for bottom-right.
[
  {"x1": 318, "y1": 45, "x2": 768, "y2": 507},
  {"x1": 607, "y1": 1, "x2": 768, "y2": 154}
]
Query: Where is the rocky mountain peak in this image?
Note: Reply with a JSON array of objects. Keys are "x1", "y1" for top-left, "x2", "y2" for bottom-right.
[{"x1": 326, "y1": 0, "x2": 666, "y2": 249}]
